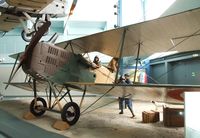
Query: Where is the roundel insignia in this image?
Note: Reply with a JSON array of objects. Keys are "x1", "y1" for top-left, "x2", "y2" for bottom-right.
[{"x1": 167, "y1": 89, "x2": 185, "y2": 101}]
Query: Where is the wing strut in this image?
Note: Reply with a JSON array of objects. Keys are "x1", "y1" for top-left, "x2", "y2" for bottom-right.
[
  {"x1": 79, "y1": 85, "x2": 87, "y2": 108},
  {"x1": 114, "y1": 28, "x2": 127, "y2": 83},
  {"x1": 133, "y1": 42, "x2": 142, "y2": 82},
  {"x1": 33, "y1": 78, "x2": 37, "y2": 99},
  {"x1": 5, "y1": 53, "x2": 20, "y2": 89},
  {"x1": 48, "y1": 81, "x2": 62, "y2": 110},
  {"x1": 64, "y1": 41, "x2": 75, "y2": 53}
]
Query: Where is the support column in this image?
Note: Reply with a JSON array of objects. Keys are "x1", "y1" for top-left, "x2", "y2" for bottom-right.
[
  {"x1": 115, "y1": 28, "x2": 127, "y2": 83},
  {"x1": 133, "y1": 42, "x2": 141, "y2": 83}
]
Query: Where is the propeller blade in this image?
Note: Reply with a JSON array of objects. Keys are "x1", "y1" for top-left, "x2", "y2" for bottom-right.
[
  {"x1": 5, "y1": 21, "x2": 51, "y2": 89},
  {"x1": 23, "y1": 21, "x2": 51, "y2": 63},
  {"x1": 69, "y1": 0, "x2": 78, "y2": 16}
]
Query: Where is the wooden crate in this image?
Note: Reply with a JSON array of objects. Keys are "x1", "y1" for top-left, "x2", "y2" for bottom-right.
[
  {"x1": 163, "y1": 107, "x2": 184, "y2": 127},
  {"x1": 142, "y1": 110, "x2": 160, "y2": 123}
]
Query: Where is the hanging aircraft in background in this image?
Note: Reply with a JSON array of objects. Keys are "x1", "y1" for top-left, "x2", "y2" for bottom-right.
[
  {"x1": 4, "y1": 7, "x2": 200, "y2": 126},
  {"x1": 0, "y1": 0, "x2": 77, "y2": 41}
]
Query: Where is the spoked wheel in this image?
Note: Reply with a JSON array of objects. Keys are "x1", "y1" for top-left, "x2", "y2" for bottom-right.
[
  {"x1": 30, "y1": 97, "x2": 47, "y2": 117},
  {"x1": 61, "y1": 102, "x2": 80, "y2": 126}
]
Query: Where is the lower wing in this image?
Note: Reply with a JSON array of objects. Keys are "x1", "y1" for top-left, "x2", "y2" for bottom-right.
[{"x1": 8, "y1": 80, "x2": 200, "y2": 104}]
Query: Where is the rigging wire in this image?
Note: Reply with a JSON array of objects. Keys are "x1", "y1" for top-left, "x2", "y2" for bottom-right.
[{"x1": 133, "y1": 28, "x2": 200, "y2": 84}]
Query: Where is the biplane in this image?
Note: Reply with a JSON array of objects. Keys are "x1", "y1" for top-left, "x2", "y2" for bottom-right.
[
  {"x1": 0, "y1": 0, "x2": 77, "y2": 41},
  {"x1": 5, "y1": 7, "x2": 200, "y2": 125}
]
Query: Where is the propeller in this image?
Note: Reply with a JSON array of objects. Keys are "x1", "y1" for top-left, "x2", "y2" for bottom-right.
[
  {"x1": 5, "y1": 21, "x2": 51, "y2": 89},
  {"x1": 69, "y1": 0, "x2": 78, "y2": 16},
  {"x1": 64, "y1": 0, "x2": 78, "y2": 34}
]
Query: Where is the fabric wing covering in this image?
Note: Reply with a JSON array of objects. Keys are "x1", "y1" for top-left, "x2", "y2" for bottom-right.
[{"x1": 57, "y1": 8, "x2": 200, "y2": 58}]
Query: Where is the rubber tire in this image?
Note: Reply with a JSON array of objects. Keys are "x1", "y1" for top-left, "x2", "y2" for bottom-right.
[
  {"x1": 0, "y1": 0, "x2": 6, "y2": 6},
  {"x1": 30, "y1": 97, "x2": 47, "y2": 117},
  {"x1": 61, "y1": 102, "x2": 80, "y2": 126},
  {"x1": 21, "y1": 30, "x2": 33, "y2": 42}
]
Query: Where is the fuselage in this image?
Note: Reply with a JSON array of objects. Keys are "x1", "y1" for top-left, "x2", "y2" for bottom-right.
[{"x1": 22, "y1": 42, "x2": 97, "y2": 84}]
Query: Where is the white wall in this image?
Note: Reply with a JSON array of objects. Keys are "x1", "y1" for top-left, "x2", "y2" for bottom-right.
[
  {"x1": 121, "y1": 0, "x2": 143, "y2": 26},
  {"x1": 69, "y1": 0, "x2": 117, "y2": 29},
  {"x1": 145, "y1": 0, "x2": 176, "y2": 20},
  {"x1": 162, "y1": 0, "x2": 200, "y2": 17},
  {"x1": 185, "y1": 92, "x2": 200, "y2": 138}
]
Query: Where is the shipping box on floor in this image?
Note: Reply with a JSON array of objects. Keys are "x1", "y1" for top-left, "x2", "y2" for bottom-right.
[
  {"x1": 142, "y1": 110, "x2": 160, "y2": 123},
  {"x1": 163, "y1": 106, "x2": 184, "y2": 127}
]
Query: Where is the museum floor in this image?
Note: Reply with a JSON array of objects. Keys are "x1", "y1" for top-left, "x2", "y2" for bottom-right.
[{"x1": 0, "y1": 97, "x2": 184, "y2": 138}]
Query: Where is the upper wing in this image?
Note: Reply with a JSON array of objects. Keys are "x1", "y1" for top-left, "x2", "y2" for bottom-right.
[{"x1": 57, "y1": 8, "x2": 200, "y2": 58}]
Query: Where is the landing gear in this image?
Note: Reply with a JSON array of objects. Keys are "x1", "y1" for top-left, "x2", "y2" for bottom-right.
[
  {"x1": 61, "y1": 102, "x2": 80, "y2": 126},
  {"x1": 21, "y1": 29, "x2": 35, "y2": 42},
  {"x1": 21, "y1": 20, "x2": 48, "y2": 42},
  {"x1": 20, "y1": 12, "x2": 50, "y2": 42},
  {"x1": 29, "y1": 79, "x2": 81, "y2": 125},
  {"x1": 30, "y1": 97, "x2": 47, "y2": 117}
]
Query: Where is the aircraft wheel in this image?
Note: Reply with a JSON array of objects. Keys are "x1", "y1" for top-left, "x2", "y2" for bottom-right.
[
  {"x1": 0, "y1": 0, "x2": 7, "y2": 7},
  {"x1": 30, "y1": 97, "x2": 47, "y2": 117},
  {"x1": 61, "y1": 102, "x2": 80, "y2": 125},
  {"x1": 21, "y1": 29, "x2": 34, "y2": 42},
  {"x1": 34, "y1": 21, "x2": 49, "y2": 36}
]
